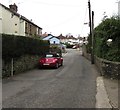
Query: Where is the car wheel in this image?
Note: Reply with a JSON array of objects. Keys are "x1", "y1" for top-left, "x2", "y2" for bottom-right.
[
  {"x1": 39, "y1": 65, "x2": 42, "y2": 69},
  {"x1": 55, "y1": 63, "x2": 59, "y2": 69},
  {"x1": 61, "y1": 61, "x2": 63, "y2": 66}
]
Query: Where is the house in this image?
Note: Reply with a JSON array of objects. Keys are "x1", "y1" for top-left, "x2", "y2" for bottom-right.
[
  {"x1": 57, "y1": 34, "x2": 79, "y2": 45},
  {"x1": 0, "y1": 3, "x2": 42, "y2": 37},
  {"x1": 66, "y1": 35, "x2": 79, "y2": 44},
  {"x1": 118, "y1": 1, "x2": 120, "y2": 17},
  {"x1": 43, "y1": 34, "x2": 60, "y2": 45},
  {"x1": 57, "y1": 34, "x2": 67, "y2": 43},
  {"x1": 42, "y1": 34, "x2": 64, "y2": 54}
]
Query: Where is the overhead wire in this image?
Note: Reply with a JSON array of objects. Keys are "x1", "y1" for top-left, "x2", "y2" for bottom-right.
[
  {"x1": 48, "y1": 12, "x2": 81, "y2": 29},
  {"x1": 16, "y1": 0, "x2": 88, "y2": 35},
  {"x1": 15, "y1": 0, "x2": 82, "y2": 28},
  {"x1": 20, "y1": 0, "x2": 81, "y2": 7}
]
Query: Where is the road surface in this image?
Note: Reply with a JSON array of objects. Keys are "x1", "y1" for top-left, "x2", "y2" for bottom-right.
[{"x1": 3, "y1": 49, "x2": 100, "y2": 108}]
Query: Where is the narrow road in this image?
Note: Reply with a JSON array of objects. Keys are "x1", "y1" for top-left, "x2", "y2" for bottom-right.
[{"x1": 2, "y1": 49, "x2": 99, "y2": 108}]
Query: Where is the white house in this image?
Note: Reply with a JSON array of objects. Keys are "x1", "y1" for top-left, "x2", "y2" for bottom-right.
[
  {"x1": 0, "y1": 3, "x2": 42, "y2": 37},
  {"x1": 49, "y1": 37, "x2": 60, "y2": 44},
  {"x1": 0, "y1": 5, "x2": 2, "y2": 33},
  {"x1": 57, "y1": 34, "x2": 79, "y2": 45},
  {"x1": 43, "y1": 34, "x2": 60, "y2": 45},
  {"x1": 43, "y1": 34, "x2": 53, "y2": 40},
  {"x1": 118, "y1": 1, "x2": 120, "y2": 17},
  {"x1": 66, "y1": 35, "x2": 79, "y2": 45}
]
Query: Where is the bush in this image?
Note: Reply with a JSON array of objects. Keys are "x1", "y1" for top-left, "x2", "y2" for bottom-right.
[
  {"x1": 64, "y1": 42, "x2": 74, "y2": 48},
  {"x1": 93, "y1": 16, "x2": 120, "y2": 62},
  {"x1": 49, "y1": 45, "x2": 62, "y2": 56},
  {"x1": 2, "y1": 34, "x2": 50, "y2": 58}
]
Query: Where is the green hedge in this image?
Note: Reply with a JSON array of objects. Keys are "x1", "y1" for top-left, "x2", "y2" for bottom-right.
[
  {"x1": 86, "y1": 16, "x2": 120, "y2": 62},
  {"x1": 64, "y1": 42, "x2": 74, "y2": 48},
  {"x1": 2, "y1": 34, "x2": 50, "y2": 58},
  {"x1": 49, "y1": 45, "x2": 62, "y2": 56}
]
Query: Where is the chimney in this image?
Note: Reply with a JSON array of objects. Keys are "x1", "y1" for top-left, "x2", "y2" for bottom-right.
[{"x1": 9, "y1": 3, "x2": 18, "y2": 12}]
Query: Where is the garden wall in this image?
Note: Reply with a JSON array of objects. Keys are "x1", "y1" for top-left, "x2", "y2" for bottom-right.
[
  {"x1": 82, "y1": 45, "x2": 120, "y2": 79},
  {"x1": 2, "y1": 55, "x2": 41, "y2": 78},
  {"x1": 95, "y1": 56, "x2": 120, "y2": 79},
  {"x1": 2, "y1": 34, "x2": 50, "y2": 78}
]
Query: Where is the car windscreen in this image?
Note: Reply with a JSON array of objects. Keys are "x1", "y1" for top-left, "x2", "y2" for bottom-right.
[
  {"x1": 44, "y1": 54, "x2": 59, "y2": 58},
  {"x1": 45, "y1": 54, "x2": 53, "y2": 58}
]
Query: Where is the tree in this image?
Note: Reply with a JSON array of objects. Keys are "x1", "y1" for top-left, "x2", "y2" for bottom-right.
[
  {"x1": 93, "y1": 16, "x2": 120, "y2": 61},
  {"x1": 86, "y1": 16, "x2": 120, "y2": 61}
]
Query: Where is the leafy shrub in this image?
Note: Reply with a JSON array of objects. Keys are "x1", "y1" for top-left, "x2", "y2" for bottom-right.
[
  {"x1": 49, "y1": 45, "x2": 62, "y2": 56},
  {"x1": 64, "y1": 42, "x2": 74, "y2": 48},
  {"x1": 2, "y1": 34, "x2": 50, "y2": 58},
  {"x1": 86, "y1": 16, "x2": 120, "y2": 62}
]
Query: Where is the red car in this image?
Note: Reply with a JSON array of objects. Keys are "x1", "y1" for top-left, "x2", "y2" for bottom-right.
[{"x1": 39, "y1": 53, "x2": 63, "y2": 69}]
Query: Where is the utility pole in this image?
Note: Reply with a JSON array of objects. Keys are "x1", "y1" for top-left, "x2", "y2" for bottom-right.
[
  {"x1": 91, "y1": 11, "x2": 94, "y2": 64},
  {"x1": 88, "y1": 0, "x2": 92, "y2": 44},
  {"x1": 88, "y1": 0, "x2": 93, "y2": 64}
]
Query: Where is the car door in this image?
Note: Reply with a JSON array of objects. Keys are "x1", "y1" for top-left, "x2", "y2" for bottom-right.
[
  {"x1": 57, "y1": 54, "x2": 63, "y2": 65},
  {"x1": 55, "y1": 53, "x2": 60, "y2": 65}
]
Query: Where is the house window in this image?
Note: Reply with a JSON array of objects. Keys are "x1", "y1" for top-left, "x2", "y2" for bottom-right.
[
  {"x1": 11, "y1": 13, "x2": 14, "y2": 18},
  {"x1": 25, "y1": 23, "x2": 28, "y2": 33},
  {"x1": 30, "y1": 25, "x2": 32, "y2": 35},
  {"x1": 15, "y1": 23, "x2": 17, "y2": 26},
  {"x1": 36, "y1": 28, "x2": 38, "y2": 35},
  {"x1": 54, "y1": 41, "x2": 55, "y2": 44}
]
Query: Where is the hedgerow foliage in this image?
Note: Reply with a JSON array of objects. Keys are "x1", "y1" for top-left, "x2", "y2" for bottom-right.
[
  {"x1": 2, "y1": 34, "x2": 50, "y2": 58},
  {"x1": 94, "y1": 16, "x2": 120, "y2": 62},
  {"x1": 86, "y1": 16, "x2": 120, "y2": 62}
]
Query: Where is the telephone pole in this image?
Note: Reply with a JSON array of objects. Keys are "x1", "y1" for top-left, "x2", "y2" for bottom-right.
[
  {"x1": 91, "y1": 11, "x2": 94, "y2": 64},
  {"x1": 88, "y1": 0, "x2": 94, "y2": 64},
  {"x1": 88, "y1": 0, "x2": 92, "y2": 46}
]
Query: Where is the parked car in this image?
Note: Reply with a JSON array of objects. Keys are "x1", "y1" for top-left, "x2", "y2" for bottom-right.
[
  {"x1": 39, "y1": 53, "x2": 63, "y2": 69},
  {"x1": 72, "y1": 45, "x2": 77, "y2": 49}
]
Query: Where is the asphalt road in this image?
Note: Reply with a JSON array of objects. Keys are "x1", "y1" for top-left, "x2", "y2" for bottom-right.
[{"x1": 2, "y1": 49, "x2": 99, "y2": 108}]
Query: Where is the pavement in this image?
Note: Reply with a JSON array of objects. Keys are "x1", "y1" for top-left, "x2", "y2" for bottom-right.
[
  {"x1": 96, "y1": 76, "x2": 119, "y2": 109},
  {"x1": 0, "y1": 80, "x2": 2, "y2": 110},
  {"x1": 103, "y1": 77, "x2": 119, "y2": 109},
  {"x1": 96, "y1": 77, "x2": 112, "y2": 108},
  {"x1": 62, "y1": 52, "x2": 67, "y2": 56},
  {"x1": 75, "y1": 48, "x2": 119, "y2": 109}
]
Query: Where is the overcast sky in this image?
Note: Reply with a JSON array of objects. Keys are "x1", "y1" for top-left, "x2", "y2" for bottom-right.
[{"x1": 0, "y1": 0, "x2": 118, "y2": 37}]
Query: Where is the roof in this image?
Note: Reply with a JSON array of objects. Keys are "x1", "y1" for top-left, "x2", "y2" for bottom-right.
[
  {"x1": 43, "y1": 34, "x2": 53, "y2": 40},
  {"x1": 66, "y1": 36, "x2": 77, "y2": 40},
  {"x1": 57, "y1": 34, "x2": 78, "y2": 40},
  {"x1": 43, "y1": 34, "x2": 60, "y2": 40},
  {"x1": 49, "y1": 36, "x2": 60, "y2": 40},
  {"x1": 57, "y1": 34, "x2": 66, "y2": 39},
  {"x1": 0, "y1": 3, "x2": 42, "y2": 29},
  {"x1": 41, "y1": 32, "x2": 48, "y2": 37}
]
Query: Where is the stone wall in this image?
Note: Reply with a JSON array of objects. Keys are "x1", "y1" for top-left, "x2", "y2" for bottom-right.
[
  {"x1": 2, "y1": 55, "x2": 41, "y2": 78},
  {"x1": 82, "y1": 45, "x2": 120, "y2": 79},
  {"x1": 95, "y1": 56, "x2": 120, "y2": 79},
  {"x1": 82, "y1": 45, "x2": 91, "y2": 60}
]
